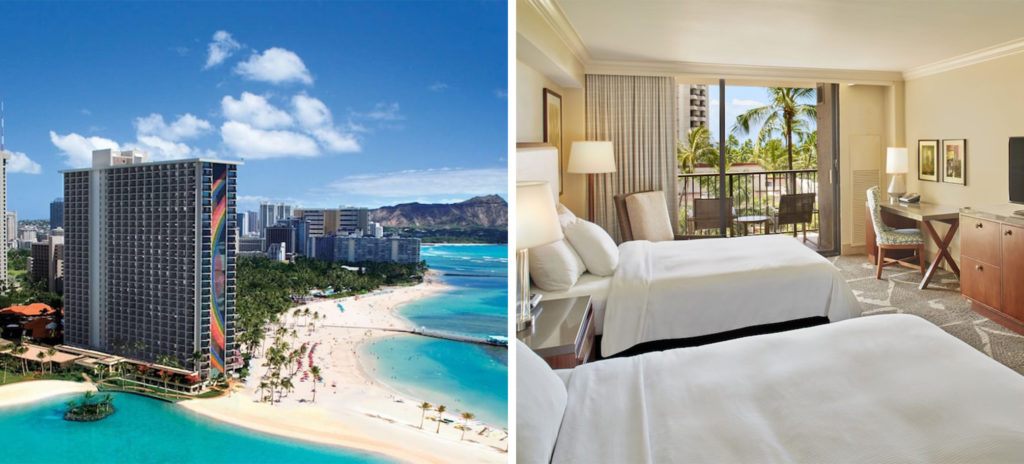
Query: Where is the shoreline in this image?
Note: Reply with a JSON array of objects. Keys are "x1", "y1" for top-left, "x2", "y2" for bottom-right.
[
  {"x1": 182, "y1": 276, "x2": 507, "y2": 463},
  {"x1": 0, "y1": 380, "x2": 97, "y2": 409}
]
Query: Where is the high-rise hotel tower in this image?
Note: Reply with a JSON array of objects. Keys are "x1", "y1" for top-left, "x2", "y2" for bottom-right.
[{"x1": 63, "y1": 149, "x2": 240, "y2": 378}]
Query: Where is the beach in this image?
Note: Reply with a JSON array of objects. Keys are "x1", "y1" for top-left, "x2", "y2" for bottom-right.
[
  {"x1": 181, "y1": 272, "x2": 507, "y2": 464},
  {"x1": 0, "y1": 380, "x2": 97, "y2": 408}
]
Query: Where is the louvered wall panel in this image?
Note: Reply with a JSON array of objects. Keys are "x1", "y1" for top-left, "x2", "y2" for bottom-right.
[{"x1": 852, "y1": 169, "x2": 880, "y2": 245}]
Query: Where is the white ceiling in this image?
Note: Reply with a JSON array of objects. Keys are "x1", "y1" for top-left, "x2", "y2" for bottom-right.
[{"x1": 556, "y1": 0, "x2": 1024, "y2": 71}]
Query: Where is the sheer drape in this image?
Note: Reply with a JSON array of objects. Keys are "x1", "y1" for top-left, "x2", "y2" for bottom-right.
[{"x1": 585, "y1": 74, "x2": 678, "y2": 243}]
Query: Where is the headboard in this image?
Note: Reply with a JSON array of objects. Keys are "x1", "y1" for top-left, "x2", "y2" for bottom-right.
[{"x1": 516, "y1": 143, "x2": 559, "y2": 202}]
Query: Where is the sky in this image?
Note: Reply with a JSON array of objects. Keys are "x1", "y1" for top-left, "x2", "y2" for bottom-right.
[{"x1": 0, "y1": 1, "x2": 507, "y2": 219}]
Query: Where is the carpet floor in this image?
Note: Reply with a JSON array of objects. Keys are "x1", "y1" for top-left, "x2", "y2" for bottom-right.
[{"x1": 833, "y1": 254, "x2": 1024, "y2": 375}]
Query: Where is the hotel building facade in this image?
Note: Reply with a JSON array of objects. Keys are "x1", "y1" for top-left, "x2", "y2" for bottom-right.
[{"x1": 63, "y1": 149, "x2": 240, "y2": 378}]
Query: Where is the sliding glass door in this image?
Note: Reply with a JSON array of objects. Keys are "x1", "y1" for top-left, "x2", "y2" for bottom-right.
[{"x1": 675, "y1": 79, "x2": 841, "y2": 254}]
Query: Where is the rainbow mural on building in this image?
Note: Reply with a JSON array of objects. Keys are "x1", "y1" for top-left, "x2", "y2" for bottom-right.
[{"x1": 209, "y1": 164, "x2": 228, "y2": 373}]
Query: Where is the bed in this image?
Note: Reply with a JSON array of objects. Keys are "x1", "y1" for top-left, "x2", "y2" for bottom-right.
[
  {"x1": 600, "y1": 234, "x2": 858, "y2": 356},
  {"x1": 517, "y1": 145, "x2": 859, "y2": 358},
  {"x1": 518, "y1": 314, "x2": 1024, "y2": 464}
]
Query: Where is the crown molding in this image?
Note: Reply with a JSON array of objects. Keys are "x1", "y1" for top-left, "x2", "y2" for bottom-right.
[
  {"x1": 903, "y1": 36, "x2": 1024, "y2": 80},
  {"x1": 586, "y1": 59, "x2": 903, "y2": 86},
  {"x1": 524, "y1": 0, "x2": 591, "y2": 65}
]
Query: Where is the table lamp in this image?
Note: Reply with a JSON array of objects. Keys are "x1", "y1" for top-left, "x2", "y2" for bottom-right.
[
  {"x1": 886, "y1": 147, "x2": 908, "y2": 198},
  {"x1": 516, "y1": 181, "x2": 563, "y2": 331},
  {"x1": 567, "y1": 141, "x2": 616, "y2": 220}
]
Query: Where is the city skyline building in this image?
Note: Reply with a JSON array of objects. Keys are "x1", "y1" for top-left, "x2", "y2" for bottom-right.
[
  {"x1": 62, "y1": 149, "x2": 240, "y2": 378},
  {"x1": 259, "y1": 202, "x2": 292, "y2": 238},
  {"x1": 314, "y1": 235, "x2": 420, "y2": 264},
  {"x1": 50, "y1": 198, "x2": 64, "y2": 229},
  {"x1": 678, "y1": 84, "x2": 709, "y2": 144}
]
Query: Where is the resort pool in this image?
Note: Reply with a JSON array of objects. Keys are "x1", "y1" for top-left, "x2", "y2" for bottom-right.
[{"x1": 0, "y1": 392, "x2": 396, "y2": 464}]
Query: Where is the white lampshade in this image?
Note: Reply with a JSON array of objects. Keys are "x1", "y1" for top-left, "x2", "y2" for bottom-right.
[
  {"x1": 567, "y1": 141, "x2": 616, "y2": 174},
  {"x1": 886, "y1": 147, "x2": 908, "y2": 174},
  {"x1": 516, "y1": 181, "x2": 563, "y2": 249}
]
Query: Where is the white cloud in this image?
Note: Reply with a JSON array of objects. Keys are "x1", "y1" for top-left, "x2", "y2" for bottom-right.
[
  {"x1": 49, "y1": 131, "x2": 120, "y2": 168},
  {"x1": 204, "y1": 30, "x2": 241, "y2": 69},
  {"x1": 291, "y1": 94, "x2": 331, "y2": 128},
  {"x1": 222, "y1": 93, "x2": 293, "y2": 129},
  {"x1": 6, "y1": 151, "x2": 41, "y2": 174},
  {"x1": 732, "y1": 99, "x2": 764, "y2": 107},
  {"x1": 365, "y1": 102, "x2": 402, "y2": 121},
  {"x1": 291, "y1": 94, "x2": 360, "y2": 153},
  {"x1": 495, "y1": 89, "x2": 507, "y2": 98},
  {"x1": 428, "y1": 82, "x2": 448, "y2": 92},
  {"x1": 220, "y1": 121, "x2": 319, "y2": 159},
  {"x1": 129, "y1": 135, "x2": 196, "y2": 161},
  {"x1": 135, "y1": 113, "x2": 212, "y2": 141},
  {"x1": 80, "y1": 108, "x2": 91, "y2": 116},
  {"x1": 234, "y1": 48, "x2": 313, "y2": 85},
  {"x1": 324, "y1": 167, "x2": 506, "y2": 198},
  {"x1": 311, "y1": 128, "x2": 359, "y2": 153}
]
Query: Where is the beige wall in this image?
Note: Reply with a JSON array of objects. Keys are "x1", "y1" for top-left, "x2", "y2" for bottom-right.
[
  {"x1": 516, "y1": 0, "x2": 588, "y2": 216},
  {"x1": 515, "y1": 62, "x2": 586, "y2": 215},
  {"x1": 904, "y1": 52, "x2": 1024, "y2": 265},
  {"x1": 839, "y1": 84, "x2": 890, "y2": 254}
]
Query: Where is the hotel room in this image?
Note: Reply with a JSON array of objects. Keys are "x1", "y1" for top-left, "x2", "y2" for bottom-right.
[{"x1": 514, "y1": 1, "x2": 1024, "y2": 462}]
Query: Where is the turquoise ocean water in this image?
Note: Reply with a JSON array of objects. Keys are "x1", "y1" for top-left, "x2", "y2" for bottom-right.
[
  {"x1": 361, "y1": 244, "x2": 508, "y2": 428},
  {"x1": 0, "y1": 392, "x2": 396, "y2": 464}
]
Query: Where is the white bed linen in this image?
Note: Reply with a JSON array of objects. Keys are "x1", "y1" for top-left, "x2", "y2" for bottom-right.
[
  {"x1": 602, "y1": 234, "x2": 858, "y2": 356},
  {"x1": 551, "y1": 314, "x2": 1024, "y2": 463},
  {"x1": 533, "y1": 272, "x2": 610, "y2": 334}
]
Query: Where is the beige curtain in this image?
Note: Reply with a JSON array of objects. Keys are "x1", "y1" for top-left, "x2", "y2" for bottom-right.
[{"x1": 586, "y1": 74, "x2": 678, "y2": 243}]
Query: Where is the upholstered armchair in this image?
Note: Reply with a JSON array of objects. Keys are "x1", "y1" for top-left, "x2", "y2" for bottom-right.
[{"x1": 614, "y1": 190, "x2": 722, "y2": 242}]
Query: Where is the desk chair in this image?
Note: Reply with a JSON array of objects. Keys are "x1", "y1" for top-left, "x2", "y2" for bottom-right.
[{"x1": 867, "y1": 186, "x2": 925, "y2": 279}]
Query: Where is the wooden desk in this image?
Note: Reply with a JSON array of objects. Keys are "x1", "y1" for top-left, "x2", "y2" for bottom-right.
[{"x1": 872, "y1": 201, "x2": 961, "y2": 289}]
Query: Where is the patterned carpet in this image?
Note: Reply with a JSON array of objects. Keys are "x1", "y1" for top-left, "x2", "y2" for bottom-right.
[{"x1": 833, "y1": 255, "x2": 1024, "y2": 375}]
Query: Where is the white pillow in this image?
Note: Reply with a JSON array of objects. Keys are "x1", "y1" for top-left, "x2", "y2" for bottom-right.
[
  {"x1": 555, "y1": 203, "x2": 578, "y2": 229},
  {"x1": 516, "y1": 340, "x2": 567, "y2": 464},
  {"x1": 564, "y1": 219, "x2": 619, "y2": 276},
  {"x1": 529, "y1": 239, "x2": 586, "y2": 291}
]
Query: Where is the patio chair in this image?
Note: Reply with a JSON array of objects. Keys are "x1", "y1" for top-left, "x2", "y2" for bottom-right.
[
  {"x1": 614, "y1": 190, "x2": 720, "y2": 242},
  {"x1": 867, "y1": 186, "x2": 925, "y2": 279},
  {"x1": 690, "y1": 198, "x2": 736, "y2": 235},
  {"x1": 770, "y1": 193, "x2": 816, "y2": 242}
]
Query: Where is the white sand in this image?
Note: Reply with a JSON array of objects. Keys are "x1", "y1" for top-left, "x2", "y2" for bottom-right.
[
  {"x1": 0, "y1": 380, "x2": 97, "y2": 408},
  {"x1": 182, "y1": 275, "x2": 507, "y2": 463}
]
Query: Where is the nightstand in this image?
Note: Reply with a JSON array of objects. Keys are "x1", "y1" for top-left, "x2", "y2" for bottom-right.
[{"x1": 517, "y1": 296, "x2": 594, "y2": 369}]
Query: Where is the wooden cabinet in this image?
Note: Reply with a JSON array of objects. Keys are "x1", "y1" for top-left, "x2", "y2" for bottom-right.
[
  {"x1": 1001, "y1": 223, "x2": 1024, "y2": 322},
  {"x1": 961, "y1": 211, "x2": 1024, "y2": 335}
]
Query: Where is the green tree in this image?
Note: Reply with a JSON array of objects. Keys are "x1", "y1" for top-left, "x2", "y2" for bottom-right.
[
  {"x1": 309, "y1": 365, "x2": 321, "y2": 403},
  {"x1": 678, "y1": 125, "x2": 719, "y2": 173},
  {"x1": 732, "y1": 87, "x2": 817, "y2": 173}
]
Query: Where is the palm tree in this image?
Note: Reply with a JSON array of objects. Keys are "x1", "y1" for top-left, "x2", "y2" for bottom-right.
[
  {"x1": 309, "y1": 365, "x2": 321, "y2": 403},
  {"x1": 280, "y1": 377, "x2": 294, "y2": 399},
  {"x1": 258, "y1": 381, "x2": 269, "y2": 402},
  {"x1": 418, "y1": 402, "x2": 433, "y2": 429},
  {"x1": 732, "y1": 87, "x2": 816, "y2": 191},
  {"x1": 189, "y1": 350, "x2": 204, "y2": 372},
  {"x1": 0, "y1": 344, "x2": 12, "y2": 383},
  {"x1": 460, "y1": 412, "x2": 475, "y2": 441},
  {"x1": 36, "y1": 351, "x2": 45, "y2": 374},
  {"x1": 12, "y1": 345, "x2": 29, "y2": 374},
  {"x1": 678, "y1": 125, "x2": 720, "y2": 173},
  {"x1": 435, "y1": 405, "x2": 447, "y2": 434},
  {"x1": 46, "y1": 348, "x2": 56, "y2": 374}
]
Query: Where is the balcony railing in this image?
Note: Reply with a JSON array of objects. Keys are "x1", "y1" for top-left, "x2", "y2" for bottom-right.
[{"x1": 677, "y1": 169, "x2": 819, "y2": 236}]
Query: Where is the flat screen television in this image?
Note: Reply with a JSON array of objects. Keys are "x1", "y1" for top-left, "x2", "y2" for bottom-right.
[{"x1": 1011, "y1": 137, "x2": 1024, "y2": 205}]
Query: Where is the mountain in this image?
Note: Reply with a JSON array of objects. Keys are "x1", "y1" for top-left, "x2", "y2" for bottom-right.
[{"x1": 371, "y1": 195, "x2": 507, "y2": 228}]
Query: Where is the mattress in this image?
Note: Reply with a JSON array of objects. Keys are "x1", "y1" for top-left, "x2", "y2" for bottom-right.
[
  {"x1": 552, "y1": 314, "x2": 1024, "y2": 463},
  {"x1": 602, "y1": 235, "x2": 859, "y2": 356}
]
